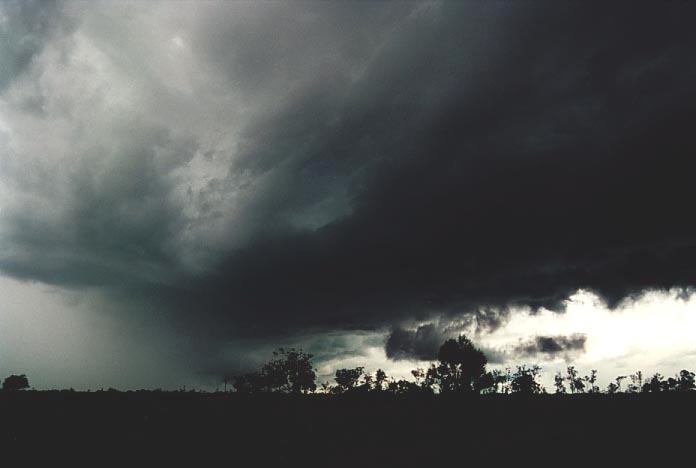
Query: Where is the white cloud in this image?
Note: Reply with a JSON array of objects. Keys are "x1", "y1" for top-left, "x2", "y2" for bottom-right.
[{"x1": 479, "y1": 289, "x2": 696, "y2": 388}]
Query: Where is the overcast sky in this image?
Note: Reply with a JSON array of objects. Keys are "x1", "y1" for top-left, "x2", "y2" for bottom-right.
[{"x1": 1, "y1": 0, "x2": 696, "y2": 390}]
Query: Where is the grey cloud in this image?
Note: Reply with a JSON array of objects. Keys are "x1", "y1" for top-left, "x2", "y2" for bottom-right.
[
  {"x1": 383, "y1": 308, "x2": 511, "y2": 362},
  {"x1": 385, "y1": 324, "x2": 447, "y2": 361},
  {"x1": 0, "y1": 0, "x2": 76, "y2": 92},
  {"x1": 193, "y1": 2, "x2": 410, "y2": 103},
  {"x1": 513, "y1": 334, "x2": 588, "y2": 361},
  {"x1": 1, "y1": 1, "x2": 696, "y2": 379},
  {"x1": 479, "y1": 334, "x2": 588, "y2": 366},
  {"x1": 0, "y1": 120, "x2": 198, "y2": 288},
  {"x1": 479, "y1": 346, "x2": 508, "y2": 365},
  {"x1": 202, "y1": 329, "x2": 384, "y2": 382},
  {"x1": 384, "y1": 325, "x2": 587, "y2": 366}
]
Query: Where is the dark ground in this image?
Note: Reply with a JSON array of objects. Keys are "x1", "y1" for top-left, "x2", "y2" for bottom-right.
[{"x1": 2, "y1": 391, "x2": 694, "y2": 465}]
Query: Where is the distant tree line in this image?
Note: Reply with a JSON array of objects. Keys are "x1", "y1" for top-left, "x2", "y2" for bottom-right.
[
  {"x1": 3, "y1": 335, "x2": 694, "y2": 395},
  {"x1": 230, "y1": 335, "x2": 696, "y2": 396}
]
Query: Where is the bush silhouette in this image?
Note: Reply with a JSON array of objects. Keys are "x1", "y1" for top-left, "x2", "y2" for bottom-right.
[{"x1": 3, "y1": 374, "x2": 30, "y2": 391}]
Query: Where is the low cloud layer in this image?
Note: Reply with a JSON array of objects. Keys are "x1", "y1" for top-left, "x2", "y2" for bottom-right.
[
  {"x1": 2, "y1": 1, "x2": 696, "y2": 380},
  {"x1": 386, "y1": 324, "x2": 587, "y2": 364},
  {"x1": 385, "y1": 325, "x2": 448, "y2": 361},
  {"x1": 513, "y1": 334, "x2": 587, "y2": 361}
]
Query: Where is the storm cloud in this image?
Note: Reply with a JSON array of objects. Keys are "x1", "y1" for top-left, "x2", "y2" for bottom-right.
[
  {"x1": 2, "y1": 1, "x2": 696, "y2": 377},
  {"x1": 513, "y1": 334, "x2": 587, "y2": 361},
  {"x1": 385, "y1": 324, "x2": 447, "y2": 361}
]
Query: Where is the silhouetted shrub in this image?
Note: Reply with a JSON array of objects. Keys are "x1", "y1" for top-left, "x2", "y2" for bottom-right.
[{"x1": 3, "y1": 374, "x2": 30, "y2": 391}]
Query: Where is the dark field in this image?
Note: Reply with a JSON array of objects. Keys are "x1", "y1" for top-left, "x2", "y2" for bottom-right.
[{"x1": 2, "y1": 391, "x2": 695, "y2": 465}]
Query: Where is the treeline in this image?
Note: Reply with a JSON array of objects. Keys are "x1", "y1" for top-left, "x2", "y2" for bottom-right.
[
  {"x1": 230, "y1": 335, "x2": 696, "y2": 395},
  {"x1": 4, "y1": 335, "x2": 694, "y2": 395}
]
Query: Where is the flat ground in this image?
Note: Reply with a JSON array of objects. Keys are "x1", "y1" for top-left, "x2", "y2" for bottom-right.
[{"x1": 2, "y1": 391, "x2": 694, "y2": 465}]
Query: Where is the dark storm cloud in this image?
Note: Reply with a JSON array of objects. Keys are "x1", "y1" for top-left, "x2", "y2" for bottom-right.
[
  {"x1": 182, "y1": 0, "x2": 696, "y2": 337},
  {"x1": 384, "y1": 328, "x2": 587, "y2": 365},
  {"x1": 3, "y1": 1, "x2": 696, "y2": 375},
  {"x1": 513, "y1": 334, "x2": 587, "y2": 360},
  {"x1": 385, "y1": 324, "x2": 446, "y2": 361},
  {"x1": 477, "y1": 334, "x2": 587, "y2": 365},
  {"x1": 384, "y1": 311, "x2": 508, "y2": 362}
]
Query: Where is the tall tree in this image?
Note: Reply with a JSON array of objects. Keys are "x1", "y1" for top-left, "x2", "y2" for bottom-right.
[
  {"x1": 566, "y1": 366, "x2": 585, "y2": 394},
  {"x1": 585, "y1": 370, "x2": 599, "y2": 394},
  {"x1": 431, "y1": 335, "x2": 487, "y2": 393},
  {"x1": 334, "y1": 367, "x2": 365, "y2": 394},
  {"x1": 232, "y1": 348, "x2": 317, "y2": 394},
  {"x1": 554, "y1": 371, "x2": 567, "y2": 394}
]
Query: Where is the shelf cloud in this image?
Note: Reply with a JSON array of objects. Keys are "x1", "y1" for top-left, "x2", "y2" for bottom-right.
[{"x1": 2, "y1": 1, "x2": 696, "y2": 382}]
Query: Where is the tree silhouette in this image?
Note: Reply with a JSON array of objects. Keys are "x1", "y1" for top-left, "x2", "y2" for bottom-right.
[
  {"x1": 585, "y1": 370, "x2": 599, "y2": 393},
  {"x1": 362, "y1": 372, "x2": 373, "y2": 390},
  {"x1": 386, "y1": 379, "x2": 424, "y2": 395},
  {"x1": 554, "y1": 371, "x2": 567, "y2": 394},
  {"x1": 477, "y1": 370, "x2": 507, "y2": 394},
  {"x1": 223, "y1": 338, "x2": 696, "y2": 398},
  {"x1": 410, "y1": 368, "x2": 423, "y2": 384},
  {"x1": 676, "y1": 369, "x2": 695, "y2": 392},
  {"x1": 566, "y1": 366, "x2": 585, "y2": 394},
  {"x1": 319, "y1": 381, "x2": 333, "y2": 393},
  {"x1": 232, "y1": 348, "x2": 316, "y2": 394},
  {"x1": 334, "y1": 367, "x2": 364, "y2": 394},
  {"x1": 2, "y1": 374, "x2": 30, "y2": 391},
  {"x1": 607, "y1": 375, "x2": 626, "y2": 394},
  {"x1": 429, "y1": 335, "x2": 487, "y2": 393},
  {"x1": 233, "y1": 370, "x2": 268, "y2": 394},
  {"x1": 510, "y1": 365, "x2": 544, "y2": 395},
  {"x1": 626, "y1": 371, "x2": 643, "y2": 393},
  {"x1": 374, "y1": 369, "x2": 388, "y2": 391},
  {"x1": 642, "y1": 373, "x2": 665, "y2": 392}
]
